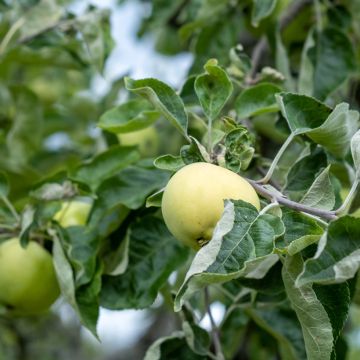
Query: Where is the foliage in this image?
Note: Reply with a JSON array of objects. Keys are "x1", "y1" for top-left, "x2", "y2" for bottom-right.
[{"x1": 1, "y1": 0, "x2": 360, "y2": 359}]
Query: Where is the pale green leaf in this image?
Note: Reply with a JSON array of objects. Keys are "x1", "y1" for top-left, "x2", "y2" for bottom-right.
[
  {"x1": 297, "y1": 216, "x2": 360, "y2": 286},
  {"x1": 247, "y1": 308, "x2": 306, "y2": 360},
  {"x1": 194, "y1": 59, "x2": 233, "y2": 121},
  {"x1": 144, "y1": 332, "x2": 205, "y2": 360},
  {"x1": 298, "y1": 29, "x2": 315, "y2": 95},
  {"x1": 251, "y1": 0, "x2": 277, "y2": 27},
  {"x1": 300, "y1": 166, "x2": 335, "y2": 210},
  {"x1": 70, "y1": 146, "x2": 140, "y2": 191},
  {"x1": 235, "y1": 83, "x2": 281, "y2": 118},
  {"x1": 174, "y1": 200, "x2": 284, "y2": 311},
  {"x1": 351, "y1": 130, "x2": 360, "y2": 173},
  {"x1": 19, "y1": 0, "x2": 63, "y2": 41},
  {"x1": 125, "y1": 77, "x2": 188, "y2": 138},
  {"x1": 154, "y1": 154, "x2": 185, "y2": 171},
  {"x1": 100, "y1": 216, "x2": 188, "y2": 309},
  {"x1": 0, "y1": 172, "x2": 9, "y2": 197},
  {"x1": 282, "y1": 254, "x2": 333, "y2": 360},
  {"x1": 98, "y1": 99, "x2": 159, "y2": 134},
  {"x1": 311, "y1": 27, "x2": 356, "y2": 100}
]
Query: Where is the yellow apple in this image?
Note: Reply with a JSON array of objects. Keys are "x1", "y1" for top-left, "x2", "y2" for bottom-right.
[
  {"x1": 0, "y1": 238, "x2": 60, "y2": 316},
  {"x1": 54, "y1": 200, "x2": 92, "y2": 227},
  {"x1": 161, "y1": 162, "x2": 260, "y2": 249},
  {"x1": 117, "y1": 127, "x2": 159, "y2": 157}
]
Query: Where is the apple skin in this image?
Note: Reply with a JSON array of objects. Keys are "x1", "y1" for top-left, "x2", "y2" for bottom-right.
[
  {"x1": 0, "y1": 238, "x2": 60, "y2": 316},
  {"x1": 54, "y1": 200, "x2": 91, "y2": 227},
  {"x1": 117, "y1": 127, "x2": 159, "y2": 157},
  {"x1": 161, "y1": 162, "x2": 260, "y2": 249}
]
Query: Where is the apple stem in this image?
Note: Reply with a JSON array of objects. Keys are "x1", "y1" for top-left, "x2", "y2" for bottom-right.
[
  {"x1": 204, "y1": 287, "x2": 225, "y2": 360},
  {"x1": 247, "y1": 178, "x2": 337, "y2": 221}
]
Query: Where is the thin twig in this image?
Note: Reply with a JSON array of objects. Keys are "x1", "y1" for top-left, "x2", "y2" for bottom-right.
[
  {"x1": 246, "y1": 178, "x2": 337, "y2": 221},
  {"x1": 204, "y1": 287, "x2": 225, "y2": 360}
]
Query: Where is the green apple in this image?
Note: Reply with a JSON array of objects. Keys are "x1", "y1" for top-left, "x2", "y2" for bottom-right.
[
  {"x1": 0, "y1": 238, "x2": 60, "y2": 316},
  {"x1": 54, "y1": 200, "x2": 92, "y2": 227},
  {"x1": 117, "y1": 127, "x2": 159, "y2": 157},
  {"x1": 161, "y1": 162, "x2": 260, "y2": 249}
]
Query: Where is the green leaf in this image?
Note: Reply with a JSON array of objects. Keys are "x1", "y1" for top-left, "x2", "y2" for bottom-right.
[
  {"x1": 101, "y1": 216, "x2": 188, "y2": 309},
  {"x1": 276, "y1": 93, "x2": 332, "y2": 135},
  {"x1": 247, "y1": 308, "x2": 306, "y2": 360},
  {"x1": 52, "y1": 230, "x2": 77, "y2": 309},
  {"x1": 61, "y1": 226, "x2": 99, "y2": 287},
  {"x1": 125, "y1": 77, "x2": 188, "y2": 139},
  {"x1": 251, "y1": 0, "x2": 278, "y2": 27},
  {"x1": 6, "y1": 87, "x2": 43, "y2": 167},
  {"x1": 69, "y1": 145, "x2": 140, "y2": 191},
  {"x1": 297, "y1": 216, "x2": 360, "y2": 286},
  {"x1": 181, "y1": 306, "x2": 211, "y2": 356},
  {"x1": 276, "y1": 209, "x2": 324, "y2": 255},
  {"x1": 278, "y1": 94, "x2": 358, "y2": 158},
  {"x1": 154, "y1": 154, "x2": 185, "y2": 171},
  {"x1": 351, "y1": 130, "x2": 360, "y2": 173},
  {"x1": 305, "y1": 103, "x2": 359, "y2": 158},
  {"x1": 285, "y1": 148, "x2": 327, "y2": 193},
  {"x1": 275, "y1": 30, "x2": 296, "y2": 92},
  {"x1": 181, "y1": 137, "x2": 211, "y2": 165},
  {"x1": 103, "y1": 232, "x2": 130, "y2": 276},
  {"x1": 18, "y1": 0, "x2": 63, "y2": 42},
  {"x1": 89, "y1": 164, "x2": 169, "y2": 228},
  {"x1": 0, "y1": 172, "x2": 9, "y2": 197},
  {"x1": 146, "y1": 188, "x2": 164, "y2": 208},
  {"x1": 310, "y1": 27, "x2": 356, "y2": 100},
  {"x1": 75, "y1": 262, "x2": 102, "y2": 338},
  {"x1": 75, "y1": 8, "x2": 113, "y2": 72},
  {"x1": 194, "y1": 59, "x2": 233, "y2": 121},
  {"x1": 313, "y1": 282, "x2": 351, "y2": 343},
  {"x1": 144, "y1": 332, "x2": 207, "y2": 360},
  {"x1": 19, "y1": 206, "x2": 35, "y2": 247},
  {"x1": 235, "y1": 83, "x2": 281, "y2": 118},
  {"x1": 31, "y1": 181, "x2": 77, "y2": 201},
  {"x1": 175, "y1": 200, "x2": 284, "y2": 311},
  {"x1": 224, "y1": 127, "x2": 255, "y2": 172},
  {"x1": 298, "y1": 29, "x2": 315, "y2": 95},
  {"x1": 98, "y1": 99, "x2": 159, "y2": 134},
  {"x1": 282, "y1": 254, "x2": 334, "y2": 360},
  {"x1": 300, "y1": 166, "x2": 335, "y2": 210}
]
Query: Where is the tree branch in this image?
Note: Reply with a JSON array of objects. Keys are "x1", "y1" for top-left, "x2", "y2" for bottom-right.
[
  {"x1": 246, "y1": 178, "x2": 337, "y2": 221},
  {"x1": 204, "y1": 288, "x2": 225, "y2": 360}
]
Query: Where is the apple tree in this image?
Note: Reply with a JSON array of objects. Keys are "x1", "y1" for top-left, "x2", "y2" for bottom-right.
[{"x1": 1, "y1": 0, "x2": 360, "y2": 359}]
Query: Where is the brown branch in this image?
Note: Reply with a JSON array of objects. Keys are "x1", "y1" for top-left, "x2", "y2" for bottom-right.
[{"x1": 246, "y1": 178, "x2": 337, "y2": 221}]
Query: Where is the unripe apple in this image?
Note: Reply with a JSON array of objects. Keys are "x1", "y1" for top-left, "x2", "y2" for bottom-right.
[
  {"x1": 161, "y1": 162, "x2": 260, "y2": 249},
  {"x1": 117, "y1": 127, "x2": 159, "y2": 157},
  {"x1": 0, "y1": 238, "x2": 60, "y2": 316},
  {"x1": 54, "y1": 200, "x2": 91, "y2": 227}
]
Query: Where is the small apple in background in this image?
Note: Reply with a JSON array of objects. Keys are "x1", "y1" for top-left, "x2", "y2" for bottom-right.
[
  {"x1": 117, "y1": 127, "x2": 159, "y2": 157},
  {"x1": 0, "y1": 238, "x2": 60, "y2": 316},
  {"x1": 161, "y1": 162, "x2": 260, "y2": 249},
  {"x1": 54, "y1": 200, "x2": 92, "y2": 227}
]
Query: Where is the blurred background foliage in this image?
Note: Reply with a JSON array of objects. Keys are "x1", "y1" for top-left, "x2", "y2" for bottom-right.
[{"x1": 0, "y1": 0, "x2": 360, "y2": 359}]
